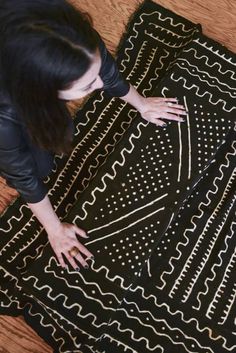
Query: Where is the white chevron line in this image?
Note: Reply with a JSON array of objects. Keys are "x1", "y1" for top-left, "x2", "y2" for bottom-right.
[
  {"x1": 85, "y1": 207, "x2": 165, "y2": 246},
  {"x1": 88, "y1": 193, "x2": 167, "y2": 234}
]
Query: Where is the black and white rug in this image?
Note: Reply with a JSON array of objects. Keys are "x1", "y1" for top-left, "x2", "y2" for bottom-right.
[{"x1": 0, "y1": 1, "x2": 235, "y2": 352}]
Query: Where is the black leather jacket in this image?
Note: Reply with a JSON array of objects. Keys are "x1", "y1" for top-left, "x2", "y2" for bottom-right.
[{"x1": 0, "y1": 36, "x2": 130, "y2": 203}]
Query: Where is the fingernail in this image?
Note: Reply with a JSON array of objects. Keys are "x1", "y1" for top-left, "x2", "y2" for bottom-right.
[
  {"x1": 84, "y1": 264, "x2": 89, "y2": 269},
  {"x1": 162, "y1": 124, "x2": 167, "y2": 127},
  {"x1": 90, "y1": 256, "x2": 95, "y2": 260},
  {"x1": 76, "y1": 267, "x2": 80, "y2": 272}
]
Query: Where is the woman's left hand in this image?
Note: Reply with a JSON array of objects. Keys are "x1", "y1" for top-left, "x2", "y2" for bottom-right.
[{"x1": 138, "y1": 97, "x2": 187, "y2": 127}]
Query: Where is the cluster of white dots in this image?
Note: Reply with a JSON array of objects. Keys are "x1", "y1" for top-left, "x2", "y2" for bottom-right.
[
  {"x1": 193, "y1": 103, "x2": 227, "y2": 173},
  {"x1": 96, "y1": 222, "x2": 161, "y2": 276},
  {"x1": 94, "y1": 131, "x2": 174, "y2": 221}
]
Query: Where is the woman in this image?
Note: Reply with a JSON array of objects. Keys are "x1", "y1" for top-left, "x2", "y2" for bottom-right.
[{"x1": 0, "y1": 0, "x2": 187, "y2": 271}]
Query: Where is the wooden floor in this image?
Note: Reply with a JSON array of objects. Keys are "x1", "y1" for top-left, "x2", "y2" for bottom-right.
[{"x1": 0, "y1": 0, "x2": 235, "y2": 352}]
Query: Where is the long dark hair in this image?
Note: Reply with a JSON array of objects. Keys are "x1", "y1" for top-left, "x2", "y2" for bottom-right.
[{"x1": 0, "y1": 0, "x2": 99, "y2": 153}]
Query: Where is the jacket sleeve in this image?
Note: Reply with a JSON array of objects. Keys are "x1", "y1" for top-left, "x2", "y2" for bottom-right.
[
  {"x1": 97, "y1": 35, "x2": 130, "y2": 97},
  {"x1": 0, "y1": 117, "x2": 47, "y2": 203}
]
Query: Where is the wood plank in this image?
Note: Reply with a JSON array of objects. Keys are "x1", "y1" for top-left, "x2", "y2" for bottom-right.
[{"x1": 0, "y1": 315, "x2": 52, "y2": 353}]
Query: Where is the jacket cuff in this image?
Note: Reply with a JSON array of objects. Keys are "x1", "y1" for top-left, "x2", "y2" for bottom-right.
[
  {"x1": 104, "y1": 81, "x2": 130, "y2": 98},
  {"x1": 21, "y1": 185, "x2": 47, "y2": 204}
]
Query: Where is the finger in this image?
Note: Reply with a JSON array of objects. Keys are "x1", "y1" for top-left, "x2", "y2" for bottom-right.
[
  {"x1": 148, "y1": 117, "x2": 167, "y2": 127},
  {"x1": 167, "y1": 103, "x2": 187, "y2": 110},
  {"x1": 57, "y1": 253, "x2": 67, "y2": 269},
  {"x1": 75, "y1": 242, "x2": 94, "y2": 259},
  {"x1": 154, "y1": 97, "x2": 178, "y2": 102},
  {"x1": 161, "y1": 113, "x2": 185, "y2": 122},
  {"x1": 73, "y1": 225, "x2": 88, "y2": 238},
  {"x1": 165, "y1": 107, "x2": 188, "y2": 115},
  {"x1": 74, "y1": 252, "x2": 89, "y2": 269},
  {"x1": 66, "y1": 254, "x2": 80, "y2": 271}
]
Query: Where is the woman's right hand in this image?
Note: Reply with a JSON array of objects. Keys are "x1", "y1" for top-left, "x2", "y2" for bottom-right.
[{"x1": 46, "y1": 222, "x2": 94, "y2": 271}]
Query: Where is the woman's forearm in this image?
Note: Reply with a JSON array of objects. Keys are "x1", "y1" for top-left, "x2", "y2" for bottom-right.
[
  {"x1": 120, "y1": 84, "x2": 146, "y2": 111},
  {"x1": 28, "y1": 195, "x2": 61, "y2": 233}
]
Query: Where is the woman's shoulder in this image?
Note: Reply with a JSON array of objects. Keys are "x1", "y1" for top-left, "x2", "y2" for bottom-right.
[
  {"x1": 0, "y1": 105, "x2": 24, "y2": 150},
  {"x1": 0, "y1": 87, "x2": 22, "y2": 125},
  {"x1": 0, "y1": 89, "x2": 23, "y2": 149}
]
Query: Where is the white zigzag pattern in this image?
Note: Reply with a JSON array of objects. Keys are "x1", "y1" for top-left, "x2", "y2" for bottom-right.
[
  {"x1": 24, "y1": 296, "x2": 98, "y2": 353},
  {"x1": 24, "y1": 303, "x2": 71, "y2": 353},
  {"x1": 72, "y1": 111, "x2": 136, "y2": 196},
  {"x1": 194, "y1": 38, "x2": 236, "y2": 65},
  {"x1": 74, "y1": 94, "x2": 105, "y2": 136},
  {"x1": 50, "y1": 102, "x2": 129, "y2": 201},
  {"x1": 117, "y1": 298, "x2": 214, "y2": 352},
  {"x1": 108, "y1": 319, "x2": 211, "y2": 353},
  {"x1": 74, "y1": 121, "x2": 147, "y2": 220},
  {"x1": 171, "y1": 73, "x2": 236, "y2": 112},
  {"x1": 0, "y1": 204, "x2": 29, "y2": 232},
  {"x1": 193, "y1": 221, "x2": 236, "y2": 311},
  {"x1": 182, "y1": 48, "x2": 236, "y2": 78},
  {"x1": 46, "y1": 259, "x2": 122, "y2": 304},
  {"x1": 180, "y1": 174, "x2": 236, "y2": 303},
  {"x1": 22, "y1": 273, "x2": 113, "y2": 329},
  {"x1": 142, "y1": 49, "x2": 169, "y2": 97},
  {"x1": 86, "y1": 262, "x2": 132, "y2": 290},
  {"x1": 129, "y1": 285, "x2": 236, "y2": 350},
  {"x1": 121, "y1": 11, "x2": 195, "y2": 72},
  {"x1": 18, "y1": 242, "x2": 48, "y2": 271},
  {"x1": 206, "y1": 248, "x2": 236, "y2": 320},
  {"x1": 145, "y1": 29, "x2": 198, "y2": 49},
  {"x1": 175, "y1": 61, "x2": 236, "y2": 95},
  {"x1": 149, "y1": 22, "x2": 197, "y2": 39}
]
